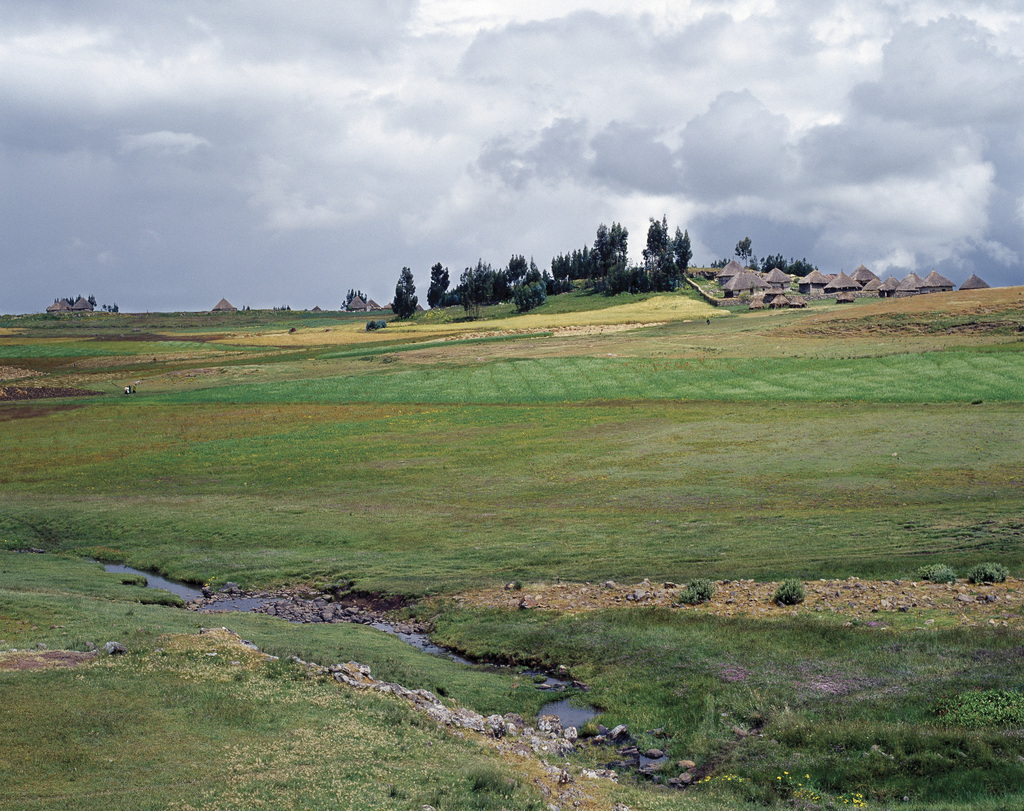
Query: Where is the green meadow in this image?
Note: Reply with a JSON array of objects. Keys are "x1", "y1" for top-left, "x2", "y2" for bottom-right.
[{"x1": 3, "y1": 286, "x2": 1024, "y2": 809}]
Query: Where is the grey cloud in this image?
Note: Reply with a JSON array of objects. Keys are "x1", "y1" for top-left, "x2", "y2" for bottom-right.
[
  {"x1": 851, "y1": 17, "x2": 1024, "y2": 126},
  {"x1": 798, "y1": 118, "x2": 981, "y2": 184},
  {"x1": 678, "y1": 90, "x2": 796, "y2": 201},
  {"x1": 589, "y1": 122, "x2": 680, "y2": 194},
  {"x1": 118, "y1": 131, "x2": 211, "y2": 154}
]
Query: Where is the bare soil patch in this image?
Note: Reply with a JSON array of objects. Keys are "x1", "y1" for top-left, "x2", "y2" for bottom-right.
[
  {"x1": 0, "y1": 385, "x2": 103, "y2": 401},
  {"x1": 457, "y1": 576, "x2": 1023, "y2": 627},
  {"x1": 0, "y1": 365, "x2": 41, "y2": 382},
  {"x1": 0, "y1": 649, "x2": 97, "y2": 671}
]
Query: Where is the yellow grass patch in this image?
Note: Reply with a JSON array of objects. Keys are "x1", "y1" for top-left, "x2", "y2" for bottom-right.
[
  {"x1": 215, "y1": 295, "x2": 718, "y2": 349},
  {"x1": 796, "y1": 285, "x2": 1024, "y2": 324}
]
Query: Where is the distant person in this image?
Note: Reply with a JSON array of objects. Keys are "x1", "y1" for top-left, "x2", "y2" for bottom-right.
[
  {"x1": 124, "y1": 386, "x2": 130, "y2": 395},
  {"x1": 706, "y1": 319, "x2": 710, "y2": 325}
]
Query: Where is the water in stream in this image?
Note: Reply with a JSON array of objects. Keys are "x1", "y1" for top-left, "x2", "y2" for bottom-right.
[{"x1": 105, "y1": 562, "x2": 598, "y2": 729}]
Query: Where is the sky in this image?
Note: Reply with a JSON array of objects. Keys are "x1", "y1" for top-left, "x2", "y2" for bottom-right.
[{"x1": 2, "y1": 1, "x2": 1023, "y2": 313}]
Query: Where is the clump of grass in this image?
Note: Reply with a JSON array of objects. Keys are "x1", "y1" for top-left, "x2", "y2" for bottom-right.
[
  {"x1": 678, "y1": 578, "x2": 716, "y2": 605},
  {"x1": 917, "y1": 564, "x2": 957, "y2": 583},
  {"x1": 935, "y1": 689, "x2": 1024, "y2": 728},
  {"x1": 773, "y1": 579, "x2": 805, "y2": 606},
  {"x1": 966, "y1": 562, "x2": 1009, "y2": 584}
]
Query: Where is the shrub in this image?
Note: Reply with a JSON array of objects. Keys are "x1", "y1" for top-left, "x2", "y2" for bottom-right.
[
  {"x1": 917, "y1": 564, "x2": 957, "y2": 583},
  {"x1": 365, "y1": 319, "x2": 387, "y2": 331},
  {"x1": 966, "y1": 562, "x2": 1009, "y2": 584},
  {"x1": 773, "y1": 579, "x2": 805, "y2": 606},
  {"x1": 678, "y1": 578, "x2": 716, "y2": 605},
  {"x1": 935, "y1": 689, "x2": 1024, "y2": 727}
]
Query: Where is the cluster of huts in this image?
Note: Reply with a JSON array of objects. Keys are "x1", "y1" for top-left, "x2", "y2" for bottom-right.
[
  {"x1": 45, "y1": 296, "x2": 95, "y2": 313},
  {"x1": 710, "y1": 261, "x2": 991, "y2": 309},
  {"x1": 210, "y1": 296, "x2": 389, "y2": 313}
]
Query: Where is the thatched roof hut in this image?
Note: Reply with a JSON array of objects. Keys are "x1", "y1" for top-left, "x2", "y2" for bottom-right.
[
  {"x1": 824, "y1": 272, "x2": 859, "y2": 293},
  {"x1": 346, "y1": 296, "x2": 368, "y2": 312},
  {"x1": 850, "y1": 264, "x2": 880, "y2": 287},
  {"x1": 310, "y1": 305, "x2": 323, "y2": 313},
  {"x1": 787, "y1": 296, "x2": 808, "y2": 308},
  {"x1": 769, "y1": 294, "x2": 790, "y2": 308},
  {"x1": 46, "y1": 300, "x2": 71, "y2": 313},
  {"x1": 835, "y1": 291, "x2": 855, "y2": 304},
  {"x1": 861, "y1": 278, "x2": 882, "y2": 293},
  {"x1": 212, "y1": 298, "x2": 236, "y2": 312},
  {"x1": 763, "y1": 268, "x2": 792, "y2": 289},
  {"x1": 798, "y1": 269, "x2": 830, "y2": 294},
  {"x1": 878, "y1": 277, "x2": 900, "y2": 297},
  {"x1": 747, "y1": 297, "x2": 766, "y2": 310},
  {"x1": 959, "y1": 273, "x2": 990, "y2": 290},
  {"x1": 715, "y1": 260, "x2": 745, "y2": 283},
  {"x1": 71, "y1": 296, "x2": 94, "y2": 312},
  {"x1": 919, "y1": 271, "x2": 954, "y2": 293},
  {"x1": 895, "y1": 273, "x2": 923, "y2": 297},
  {"x1": 723, "y1": 270, "x2": 770, "y2": 298}
]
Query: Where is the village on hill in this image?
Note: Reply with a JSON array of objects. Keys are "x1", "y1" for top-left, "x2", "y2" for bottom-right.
[
  {"x1": 692, "y1": 261, "x2": 991, "y2": 309},
  {"x1": 40, "y1": 263, "x2": 994, "y2": 317}
]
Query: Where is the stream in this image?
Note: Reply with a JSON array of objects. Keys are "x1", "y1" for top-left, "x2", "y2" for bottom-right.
[{"x1": 103, "y1": 563, "x2": 600, "y2": 730}]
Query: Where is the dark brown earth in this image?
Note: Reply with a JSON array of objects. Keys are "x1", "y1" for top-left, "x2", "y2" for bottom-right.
[
  {"x1": 0, "y1": 385, "x2": 103, "y2": 401},
  {"x1": 0, "y1": 649, "x2": 98, "y2": 671}
]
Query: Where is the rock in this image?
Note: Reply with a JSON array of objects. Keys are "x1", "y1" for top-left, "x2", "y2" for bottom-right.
[
  {"x1": 732, "y1": 726, "x2": 749, "y2": 738},
  {"x1": 956, "y1": 594, "x2": 975, "y2": 604},
  {"x1": 35, "y1": 642, "x2": 47, "y2": 650},
  {"x1": 518, "y1": 597, "x2": 538, "y2": 609},
  {"x1": 610, "y1": 724, "x2": 629, "y2": 740},
  {"x1": 644, "y1": 748, "x2": 664, "y2": 759},
  {"x1": 103, "y1": 641, "x2": 127, "y2": 655},
  {"x1": 201, "y1": 586, "x2": 214, "y2": 598},
  {"x1": 538, "y1": 714, "x2": 563, "y2": 734},
  {"x1": 677, "y1": 759, "x2": 696, "y2": 770},
  {"x1": 679, "y1": 771, "x2": 693, "y2": 784}
]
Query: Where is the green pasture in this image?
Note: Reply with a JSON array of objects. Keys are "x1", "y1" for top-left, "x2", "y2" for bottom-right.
[
  {"x1": 0, "y1": 566, "x2": 552, "y2": 810},
  {"x1": 159, "y1": 346, "x2": 1024, "y2": 405},
  {"x1": 3, "y1": 290, "x2": 1024, "y2": 809},
  {"x1": 432, "y1": 604, "x2": 1024, "y2": 807},
  {"x1": 2, "y1": 398, "x2": 1022, "y2": 591}
]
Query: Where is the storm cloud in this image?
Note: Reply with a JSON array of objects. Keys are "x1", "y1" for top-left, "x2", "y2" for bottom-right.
[{"x1": 1, "y1": 1, "x2": 1021, "y2": 313}]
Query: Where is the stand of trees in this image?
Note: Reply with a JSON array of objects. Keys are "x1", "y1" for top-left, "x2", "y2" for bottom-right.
[
  {"x1": 711, "y1": 239, "x2": 817, "y2": 276},
  {"x1": 392, "y1": 219, "x2": 818, "y2": 320}
]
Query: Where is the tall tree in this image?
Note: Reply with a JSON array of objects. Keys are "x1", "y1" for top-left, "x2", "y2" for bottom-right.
[
  {"x1": 460, "y1": 259, "x2": 493, "y2": 319},
  {"x1": 735, "y1": 237, "x2": 754, "y2": 267},
  {"x1": 427, "y1": 262, "x2": 449, "y2": 308},
  {"x1": 506, "y1": 255, "x2": 528, "y2": 288},
  {"x1": 673, "y1": 228, "x2": 692, "y2": 275},
  {"x1": 392, "y1": 267, "x2": 418, "y2": 319}
]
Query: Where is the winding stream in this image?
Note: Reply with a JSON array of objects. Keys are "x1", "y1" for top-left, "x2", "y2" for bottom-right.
[{"x1": 104, "y1": 563, "x2": 598, "y2": 728}]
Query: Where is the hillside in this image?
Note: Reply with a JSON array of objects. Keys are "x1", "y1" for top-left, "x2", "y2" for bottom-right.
[{"x1": 2, "y1": 285, "x2": 1024, "y2": 810}]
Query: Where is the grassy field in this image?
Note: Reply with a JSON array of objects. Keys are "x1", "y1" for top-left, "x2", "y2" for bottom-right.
[{"x1": 3, "y1": 284, "x2": 1024, "y2": 809}]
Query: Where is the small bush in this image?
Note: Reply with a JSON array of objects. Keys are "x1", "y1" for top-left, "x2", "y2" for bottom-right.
[
  {"x1": 935, "y1": 689, "x2": 1024, "y2": 727},
  {"x1": 966, "y1": 562, "x2": 1009, "y2": 584},
  {"x1": 917, "y1": 564, "x2": 957, "y2": 584},
  {"x1": 773, "y1": 579, "x2": 805, "y2": 606},
  {"x1": 678, "y1": 578, "x2": 716, "y2": 605},
  {"x1": 365, "y1": 319, "x2": 387, "y2": 331}
]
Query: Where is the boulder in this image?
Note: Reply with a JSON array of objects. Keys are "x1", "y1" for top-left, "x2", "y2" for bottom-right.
[{"x1": 103, "y1": 641, "x2": 127, "y2": 655}]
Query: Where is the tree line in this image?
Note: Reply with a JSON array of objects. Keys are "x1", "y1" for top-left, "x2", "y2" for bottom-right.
[
  {"x1": 392, "y1": 218, "x2": 816, "y2": 319},
  {"x1": 709, "y1": 237, "x2": 817, "y2": 277}
]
